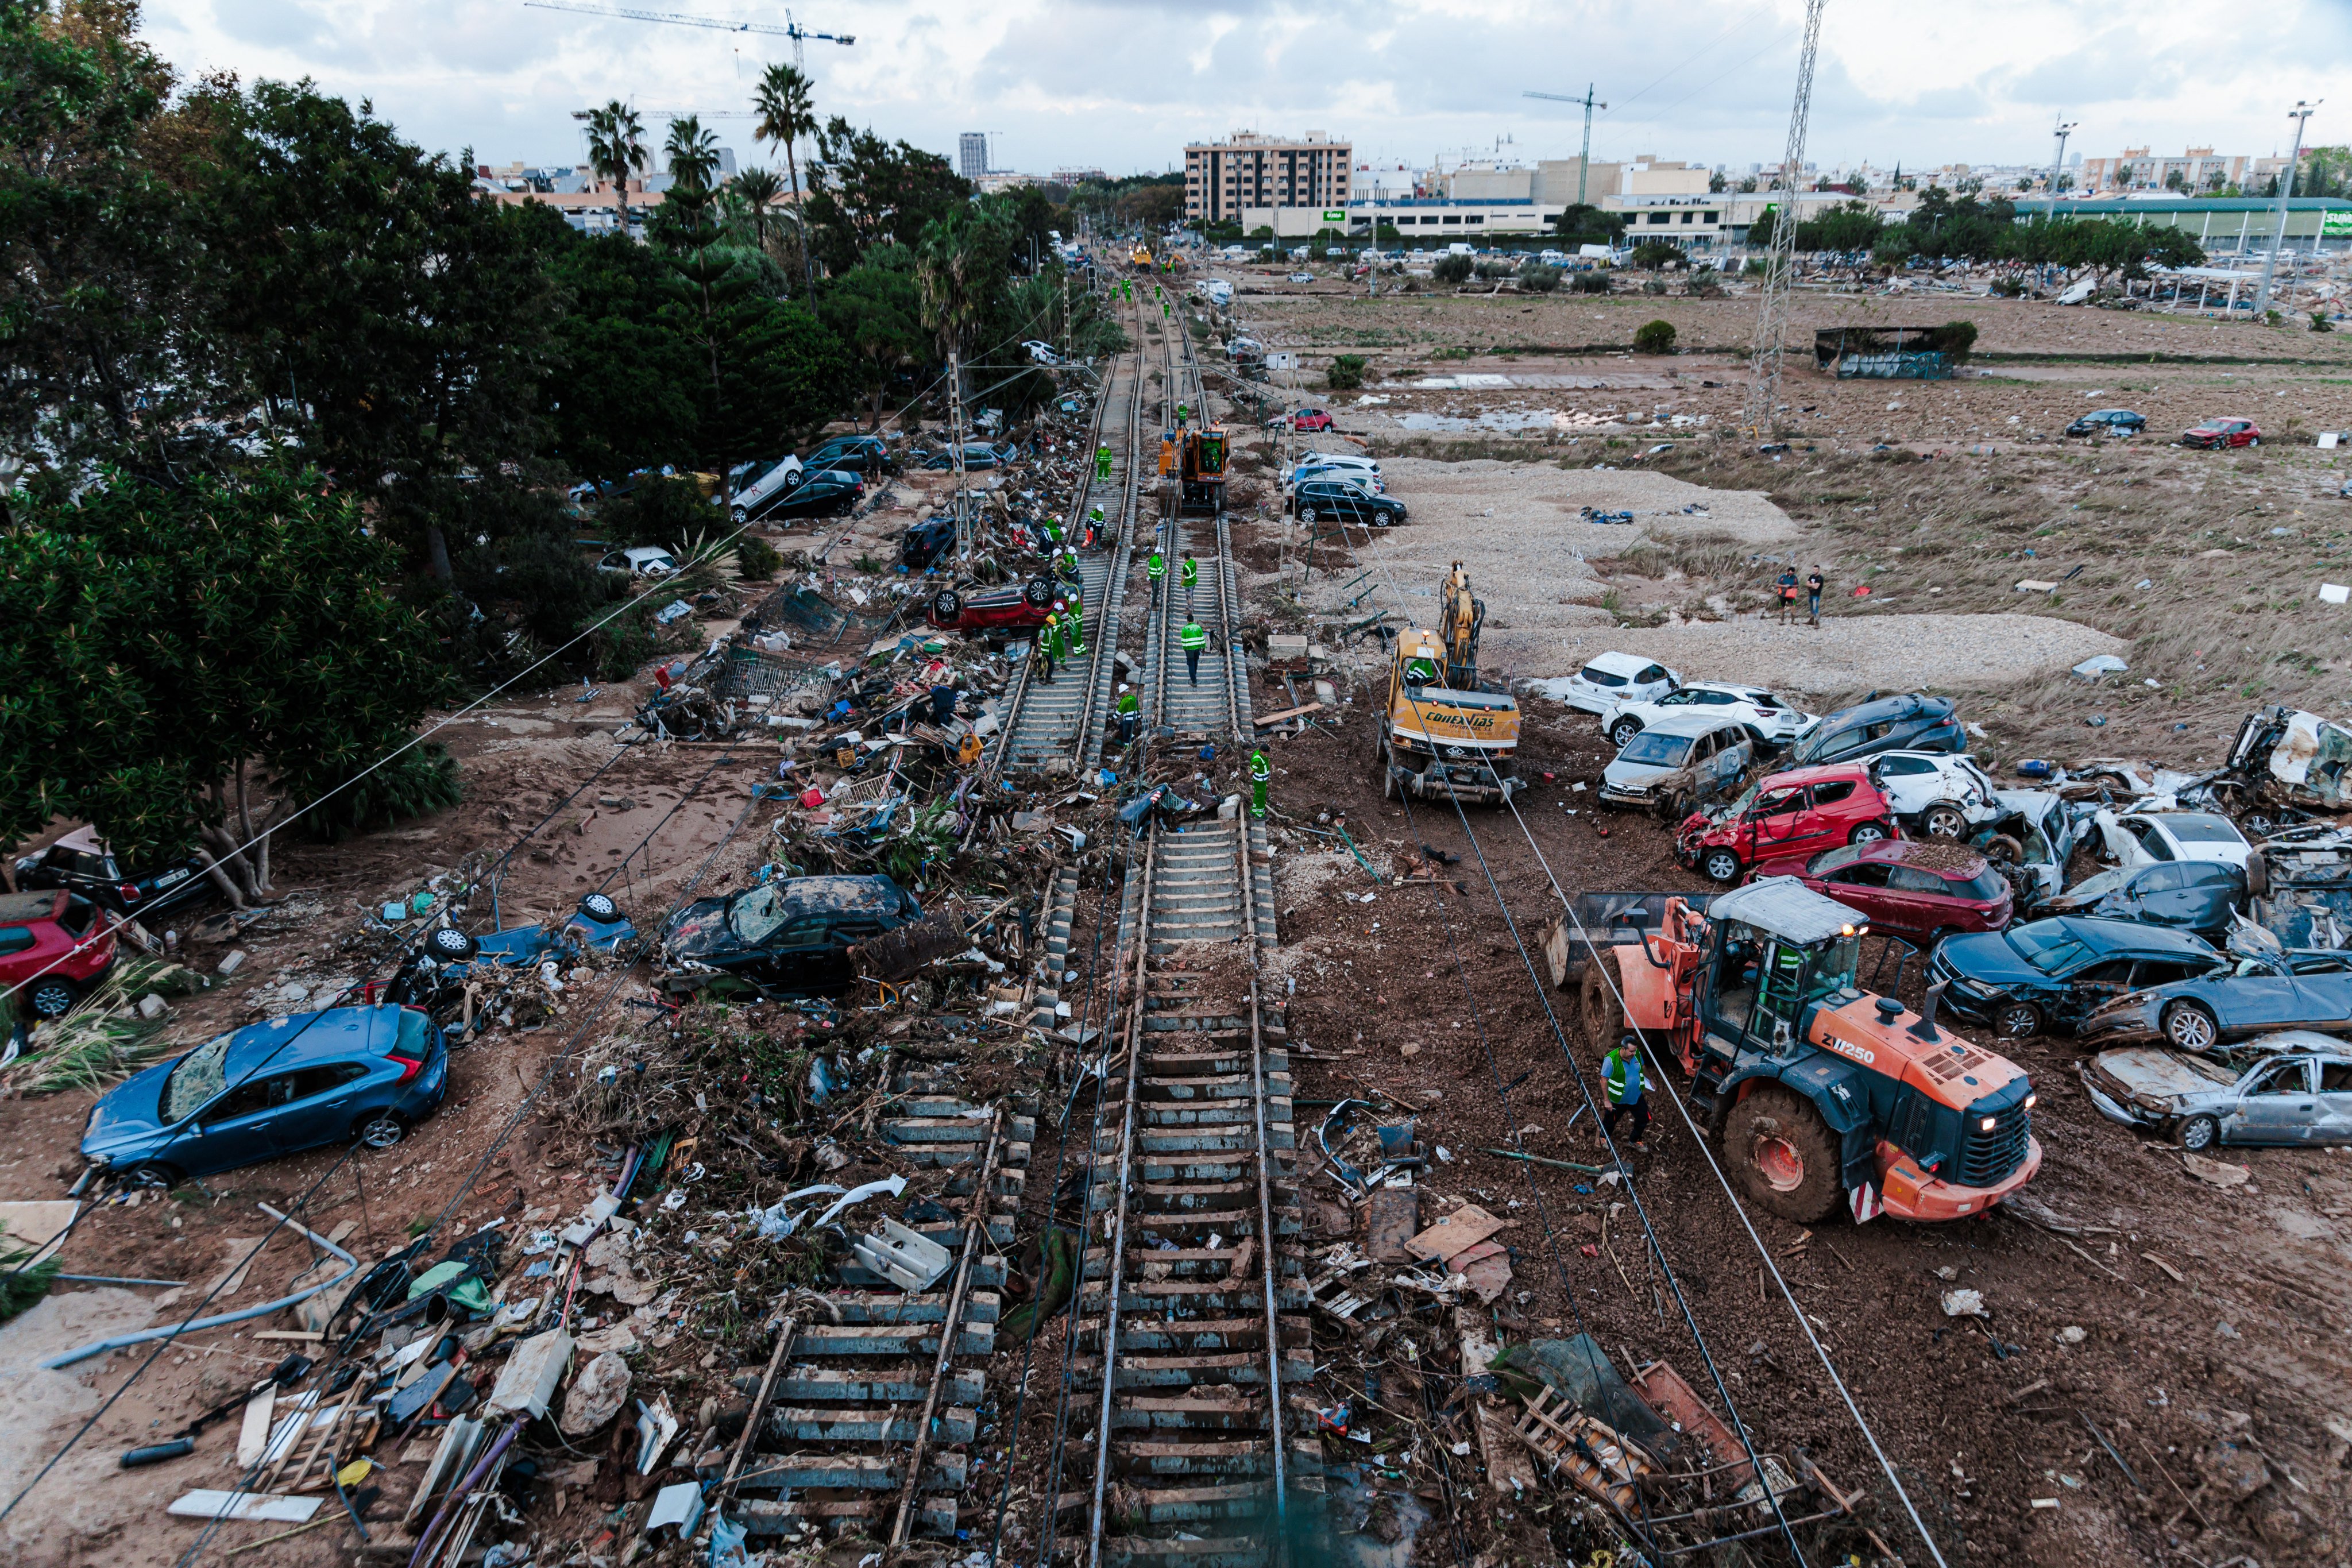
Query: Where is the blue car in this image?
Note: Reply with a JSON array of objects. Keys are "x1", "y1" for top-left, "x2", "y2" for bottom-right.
[{"x1": 82, "y1": 1006, "x2": 449, "y2": 1185}]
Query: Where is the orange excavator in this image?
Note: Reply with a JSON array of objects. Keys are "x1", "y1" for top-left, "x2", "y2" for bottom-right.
[{"x1": 1577, "y1": 879, "x2": 2041, "y2": 1225}]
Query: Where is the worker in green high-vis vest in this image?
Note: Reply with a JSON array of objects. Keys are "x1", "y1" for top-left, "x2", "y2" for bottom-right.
[
  {"x1": 1065, "y1": 582, "x2": 1086, "y2": 656},
  {"x1": 1146, "y1": 550, "x2": 1165, "y2": 603},
  {"x1": 1179, "y1": 617, "x2": 1207, "y2": 687},
  {"x1": 1096, "y1": 444, "x2": 1111, "y2": 481},
  {"x1": 1180, "y1": 553, "x2": 1198, "y2": 615},
  {"x1": 1249, "y1": 748, "x2": 1270, "y2": 818},
  {"x1": 1115, "y1": 684, "x2": 1140, "y2": 747}
]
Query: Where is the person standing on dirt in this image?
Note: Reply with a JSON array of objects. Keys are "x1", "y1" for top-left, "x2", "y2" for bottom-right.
[
  {"x1": 1602, "y1": 1035, "x2": 1648, "y2": 1151},
  {"x1": 1117, "y1": 685, "x2": 1140, "y2": 746},
  {"x1": 1774, "y1": 566, "x2": 1799, "y2": 625},
  {"x1": 1180, "y1": 617, "x2": 1208, "y2": 686},
  {"x1": 1805, "y1": 568, "x2": 1824, "y2": 628},
  {"x1": 1181, "y1": 553, "x2": 1199, "y2": 615}
]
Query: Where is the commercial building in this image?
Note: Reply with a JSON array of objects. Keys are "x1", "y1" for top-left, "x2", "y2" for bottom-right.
[
  {"x1": 959, "y1": 133, "x2": 989, "y2": 181},
  {"x1": 1185, "y1": 131, "x2": 1351, "y2": 227},
  {"x1": 1334, "y1": 155, "x2": 1728, "y2": 246},
  {"x1": 2025, "y1": 195, "x2": 2352, "y2": 253}
]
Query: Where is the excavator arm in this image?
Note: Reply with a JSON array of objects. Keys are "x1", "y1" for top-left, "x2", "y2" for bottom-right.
[{"x1": 1438, "y1": 561, "x2": 1485, "y2": 689}]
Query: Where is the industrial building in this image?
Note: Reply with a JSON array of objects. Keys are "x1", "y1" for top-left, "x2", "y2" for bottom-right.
[{"x1": 2034, "y1": 196, "x2": 2352, "y2": 253}]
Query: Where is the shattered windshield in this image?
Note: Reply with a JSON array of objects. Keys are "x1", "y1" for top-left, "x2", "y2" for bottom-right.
[
  {"x1": 1619, "y1": 732, "x2": 1693, "y2": 766},
  {"x1": 160, "y1": 1032, "x2": 234, "y2": 1123},
  {"x1": 729, "y1": 885, "x2": 790, "y2": 945}
]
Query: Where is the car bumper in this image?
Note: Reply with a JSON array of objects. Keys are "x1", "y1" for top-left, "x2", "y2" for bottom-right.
[
  {"x1": 2077, "y1": 997, "x2": 2164, "y2": 1044},
  {"x1": 2077, "y1": 1069, "x2": 2166, "y2": 1130},
  {"x1": 1875, "y1": 1135, "x2": 2043, "y2": 1222},
  {"x1": 1597, "y1": 784, "x2": 1660, "y2": 809}
]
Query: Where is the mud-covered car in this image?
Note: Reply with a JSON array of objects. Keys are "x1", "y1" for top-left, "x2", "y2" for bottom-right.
[
  {"x1": 1597, "y1": 713, "x2": 1752, "y2": 814},
  {"x1": 2214, "y1": 705, "x2": 2352, "y2": 831},
  {"x1": 2245, "y1": 822, "x2": 2352, "y2": 947},
  {"x1": 661, "y1": 874, "x2": 923, "y2": 997},
  {"x1": 2077, "y1": 944, "x2": 2352, "y2": 1052},
  {"x1": 2080, "y1": 1033, "x2": 2352, "y2": 1149},
  {"x1": 1783, "y1": 693, "x2": 1963, "y2": 768}
]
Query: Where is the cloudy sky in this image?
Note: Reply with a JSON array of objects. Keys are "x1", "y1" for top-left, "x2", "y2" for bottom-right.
[{"x1": 142, "y1": 0, "x2": 2344, "y2": 179}]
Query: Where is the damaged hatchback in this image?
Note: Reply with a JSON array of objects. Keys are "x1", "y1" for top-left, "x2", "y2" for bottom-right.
[
  {"x1": 2080, "y1": 1034, "x2": 2352, "y2": 1149},
  {"x1": 661, "y1": 874, "x2": 923, "y2": 996},
  {"x1": 2077, "y1": 944, "x2": 2352, "y2": 1052}
]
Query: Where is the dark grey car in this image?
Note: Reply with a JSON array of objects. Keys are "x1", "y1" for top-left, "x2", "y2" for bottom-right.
[
  {"x1": 2038, "y1": 859, "x2": 2246, "y2": 941},
  {"x1": 1785, "y1": 693, "x2": 1963, "y2": 768},
  {"x1": 2081, "y1": 1036, "x2": 2352, "y2": 1149}
]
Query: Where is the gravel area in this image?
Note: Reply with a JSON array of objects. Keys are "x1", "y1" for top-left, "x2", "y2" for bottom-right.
[{"x1": 1520, "y1": 609, "x2": 2128, "y2": 700}]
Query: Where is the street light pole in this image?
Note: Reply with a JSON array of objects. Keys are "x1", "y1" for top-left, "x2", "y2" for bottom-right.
[
  {"x1": 2045, "y1": 115, "x2": 2077, "y2": 217},
  {"x1": 2253, "y1": 100, "x2": 2319, "y2": 318}
]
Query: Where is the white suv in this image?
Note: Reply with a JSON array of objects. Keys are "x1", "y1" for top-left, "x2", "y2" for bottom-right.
[
  {"x1": 1866, "y1": 750, "x2": 2005, "y2": 839},
  {"x1": 1538, "y1": 652, "x2": 1679, "y2": 716},
  {"x1": 1600, "y1": 682, "x2": 1815, "y2": 750}
]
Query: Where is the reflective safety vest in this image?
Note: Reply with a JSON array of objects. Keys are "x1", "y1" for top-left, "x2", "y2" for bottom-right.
[
  {"x1": 1179, "y1": 621, "x2": 1208, "y2": 652},
  {"x1": 1147, "y1": 553, "x2": 1165, "y2": 581},
  {"x1": 1249, "y1": 751, "x2": 1270, "y2": 783},
  {"x1": 1116, "y1": 690, "x2": 1139, "y2": 716},
  {"x1": 1603, "y1": 1047, "x2": 1643, "y2": 1106},
  {"x1": 1181, "y1": 557, "x2": 1199, "y2": 587}
]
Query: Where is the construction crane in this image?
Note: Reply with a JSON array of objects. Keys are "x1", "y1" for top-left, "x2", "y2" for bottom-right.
[
  {"x1": 1740, "y1": 0, "x2": 1825, "y2": 439},
  {"x1": 1522, "y1": 86, "x2": 1606, "y2": 207},
  {"x1": 520, "y1": 2, "x2": 852, "y2": 65},
  {"x1": 570, "y1": 108, "x2": 753, "y2": 119}
]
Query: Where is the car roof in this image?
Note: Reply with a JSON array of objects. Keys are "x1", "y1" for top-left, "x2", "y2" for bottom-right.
[
  {"x1": 53, "y1": 825, "x2": 109, "y2": 856},
  {"x1": 1581, "y1": 651, "x2": 1658, "y2": 676},
  {"x1": 2043, "y1": 916, "x2": 2218, "y2": 957},
  {"x1": 755, "y1": 875, "x2": 909, "y2": 917},
  {"x1": 224, "y1": 1006, "x2": 406, "y2": 1073},
  {"x1": 623, "y1": 545, "x2": 675, "y2": 561},
  {"x1": 0, "y1": 890, "x2": 64, "y2": 922},
  {"x1": 1756, "y1": 762, "x2": 1872, "y2": 790},
  {"x1": 2238, "y1": 1030, "x2": 2350, "y2": 1058},
  {"x1": 1640, "y1": 710, "x2": 1749, "y2": 736},
  {"x1": 1821, "y1": 692, "x2": 1950, "y2": 726},
  {"x1": 1871, "y1": 840, "x2": 1990, "y2": 876},
  {"x1": 1678, "y1": 681, "x2": 1774, "y2": 699}
]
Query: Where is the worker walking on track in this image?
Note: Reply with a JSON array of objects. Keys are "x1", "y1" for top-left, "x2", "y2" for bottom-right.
[
  {"x1": 1066, "y1": 584, "x2": 1086, "y2": 656},
  {"x1": 1602, "y1": 1034, "x2": 1649, "y2": 1152},
  {"x1": 1034, "y1": 612, "x2": 1060, "y2": 684},
  {"x1": 1096, "y1": 444, "x2": 1112, "y2": 481},
  {"x1": 1116, "y1": 684, "x2": 1140, "y2": 746},
  {"x1": 1249, "y1": 748, "x2": 1270, "y2": 818},
  {"x1": 1181, "y1": 552, "x2": 1199, "y2": 615},
  {"x1": 1179, "y1": 617, "x2": 1208, "y2": 686},
  {"x1": 1147, "y1": 550, "x2": 1166, "y2": 603}
]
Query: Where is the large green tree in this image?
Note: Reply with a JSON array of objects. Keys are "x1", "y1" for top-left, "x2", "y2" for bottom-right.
[
  {"x1": 0, "y1": 468, "x2": 450, "y2": 900},
  {"x1": 820, "y1": 253, "x2": 925, "y2": 430},
  {"x1": 803, "y1": 117, "x2": 970, "y2": 273}
]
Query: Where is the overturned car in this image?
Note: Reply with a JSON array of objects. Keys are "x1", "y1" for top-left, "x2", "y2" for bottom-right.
[
  {"x1": 2080, "y1": 1033, "x2": 2352, "y2": 1149},
  {"x1": 2212, "y1": 705, "x2": 2352, "y2": 833}
]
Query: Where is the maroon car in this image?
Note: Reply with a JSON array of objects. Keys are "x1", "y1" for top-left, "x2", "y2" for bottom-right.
[
  {"x1": 1751, "y1": 838, "x2": 2012, "y2": 945},
  {"x1": 925, "y1": 577, "x2": 1063, "y2": 636},
  {"x1": 2180, "y1": 418, "x2": 2261, "y2": 450}
]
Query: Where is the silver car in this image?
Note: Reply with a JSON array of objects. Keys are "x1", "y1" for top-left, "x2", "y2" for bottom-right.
[
  {"x1": 1598, "y1": 714, "x2": 1754, "y2": 813},
  {"x1": 2080, "y1": 1032, "x2": 2352, "y2": 1149}
]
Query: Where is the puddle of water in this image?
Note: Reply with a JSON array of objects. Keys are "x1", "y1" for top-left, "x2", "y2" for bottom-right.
[{"x1": 1397, "y1": 409, "x2": 1561, "y2": 432}]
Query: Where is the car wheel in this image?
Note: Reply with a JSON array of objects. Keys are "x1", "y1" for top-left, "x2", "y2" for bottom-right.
[
  {"x1": 28, "y1": 976, "x2": 78, "y2": 1020},
  {"x1": 1609, "y1": 717, "x2": 1643, "y2": 748},
  {"x1": 580, "y1": 891, "x2": 620, "y2": 922},
  {"x1": 934, "y1": 589, "x2": 962, "y2": 619},
  {"x1": 1921, "y1": 806, "x2": 1968, "y2": 840},
  {"x1": 1023, "y1": 578, "x2": 1055, "y2": 609},
  {"x1": 1701, "y1": 847, "x2": 1742, "y2": 885},
  {"x1": 1995, "y1": 1000, "x2": 2043, "y2": 1038},
  {"x1": 1848, "y1": 820, "x2": 1891, "y2": 847},
  {"x1": 1300, "y1": 507, "x2": 1318, "y2": 527},
  {"x1": 425, "y1": 926, "x2": 478, "y2": 962},
  {"x1": 2162, "y1": 1001, "x2": 2219, "y2": 1053},
  {"x1": 2247, "y1": 437, "x2": 2259, "y2": 448},
  {"x1": 121, "y1": 1161, "x2": 183, "y2": 1190},
  {"x1": 2177, "y1": 1114, "x2": 2220, "y2": 1153},
  {"x1": 731, "y1": 505, "x2": 748, "y2": 526},
  {"x1": 354, "y1": 1111, "x2": 408, "y2": 1151}
]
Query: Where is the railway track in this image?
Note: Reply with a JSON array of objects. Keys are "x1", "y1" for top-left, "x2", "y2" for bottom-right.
[{"x1": 1045, "y1": 267, "x2": 1315, "y2": 1568}]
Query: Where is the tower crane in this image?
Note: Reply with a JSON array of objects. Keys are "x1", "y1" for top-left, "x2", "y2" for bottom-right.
[
  {"x1": 1522, "y1": 86, "x2": 1606, "y2": 207},
  {"x1": 1741, "y1": 0, "x2": 1826, "y2": 438},
  {"x1": 520, "y1": 3, "x2": 852, "y2": 66}
]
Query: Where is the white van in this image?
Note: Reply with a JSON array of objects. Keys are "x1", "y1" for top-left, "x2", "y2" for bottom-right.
[{"x1": 1445, "y1": 242, "x2": 1476, "y2": 256}]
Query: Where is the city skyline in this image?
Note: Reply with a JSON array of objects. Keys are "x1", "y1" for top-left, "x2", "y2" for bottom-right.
[{"x1": 145, "y1": 0, "x2": 2344, "y2": 181}]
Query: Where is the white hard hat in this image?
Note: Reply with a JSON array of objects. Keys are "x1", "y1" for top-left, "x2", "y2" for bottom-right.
[{"x1": 1118, "y1": 683, "x2": 1130, "y2": 692}]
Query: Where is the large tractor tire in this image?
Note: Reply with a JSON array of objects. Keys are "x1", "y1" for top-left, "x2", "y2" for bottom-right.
[
  {"x1": 1580, "y1": 948, "x2": 1627, "y2": 1047},
  {"x1": 1721, "y1": 1084, "x2": 1843, "y2": 1224}
]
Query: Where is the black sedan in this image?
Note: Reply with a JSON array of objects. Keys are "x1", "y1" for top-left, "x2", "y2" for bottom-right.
[
  {"x1": 805, "y1": 435, "x2": 897, "y2": 474},
  {"x1": 661, "y1": 874, "x2": 922, "y2": 996},
  {"x1": 1931, "y1": 917, "x2": 2225, "y2": 1038},
  {"x1": 756, "y1": 472, "x2": 865, "y2": 522},
  {"x1": 15, "y1": 826, "x2": 212, "y2": 922},
  {"x1": 2064, "y1": 409, "x2": 2146, "y2": 439},
  {"x1": 1289, "y1": 477, "x2": 1407, "y2": 529},
  {"x1": 2037, "y1": 859, "x2": 2246, "y2": 941},
  {"x1": 2079, "y1": 947, "x2": 2352, "y2": 1053}
]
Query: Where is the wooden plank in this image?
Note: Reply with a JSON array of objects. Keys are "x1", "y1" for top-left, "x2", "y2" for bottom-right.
[
  {"x1": 167, "y1": 1492, "x2": 322, "y2": 1524},
  {"x1": 1405, "y1": 1204, "x2": 1509, "y2": 1262},
  {"x1": 1457, "y1": 1308, "x2": 1541, "y2": 1497},
  {"x1": 1252, "y1": 702, "x2": 1323, "y2": 727}
]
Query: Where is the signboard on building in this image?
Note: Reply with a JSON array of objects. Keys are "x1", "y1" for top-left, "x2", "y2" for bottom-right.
[
  {"x1": 2325, "y1": 210, "x2": 2352, "y2": 238},
  {"x1": 1320, "y1": 210, "x2": 1345, "y2": 223}
]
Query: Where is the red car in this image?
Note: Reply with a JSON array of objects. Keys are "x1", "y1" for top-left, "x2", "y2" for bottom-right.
[
  {"x1": 2180, "y1": 418, "x2": 2261, "y2": 450},
  {"x1": 0, "y1": 889, "x2": 117, "y2": 1019},
  {"x1": 1291, "y1": 409, "x2": 1334, "y2": 432},
  {"x1": 925, "y1": 576, "x2": 1064, "y2": 636},
  {"x1": 1677, "y1": 763, "x2": 1897, "y2": 886},
  {"x1": 1751, "y1": 838, "x2": 2012, "y2": 945}
]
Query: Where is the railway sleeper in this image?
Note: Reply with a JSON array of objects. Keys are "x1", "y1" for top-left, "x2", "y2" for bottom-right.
[{"x1": 737, "y1": 1497, "x2": 956, "y2": 1539}]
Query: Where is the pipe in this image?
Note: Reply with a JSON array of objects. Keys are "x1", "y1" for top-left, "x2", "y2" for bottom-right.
[
  {"x1": 41, "y1": 1203, "x2": 358, "y2": 1369},
  {"x1": 405, "y1": 1418, "x2": 519, "y2": 1568}
]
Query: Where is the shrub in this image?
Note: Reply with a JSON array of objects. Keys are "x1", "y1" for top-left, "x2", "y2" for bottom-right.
[
  {"x1": 1517, "y1": 263, "x2": 1562, "y2": 293},
  {"x1": 1432, "y1": 253, "x2": 1474, "y2": 284},
  {"x1": 2314, "y1": 311, "x2": 2336, "y2": 334},
  {"x1": 1932, "y1": 319, "x2": 1979, "y2": 363},
  {"x1": 1633, "y1": 319, "x2": 1678, "y2": 356},
  {"x1": 604, "y1": 474, "x2": 718, "y2": 546},
  {"x1": 1685, "y1": 270, "x2": 1723, "y2": 297},
  {"x1": 1642, "y1": 277, "x2": 1669, "y2": 295},
  {"x1": 1744, "y1": 258, "x2": 1769, "y2": 276},
  {"x1": 736, "y1": 535, "x2": 783, "y2": 579},
  {"x1": 1570, "y1": 269, "x2": 1612, "y2": 295},
  {"x1": 1631, "y1": 241, "x2": 1687, "y2": 269},
  {"x1": 1327, "y1": 354, "x2": 1367, "y2": 391},
  {"x1": 1990, "y1": 276, "x2": 2027, "y2": 298},
  {"x1": 1473, "y1": 258, "x2": 1515, "y2": 281}
]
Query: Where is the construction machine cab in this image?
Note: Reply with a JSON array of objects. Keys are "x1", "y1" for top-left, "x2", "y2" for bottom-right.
[
  {"x1": 1178, "y1": 426, "x2": 1228, "y2": 515},
  {"x1": 1698, "y1": 883, "x2": 1867, "y2": 1060}
]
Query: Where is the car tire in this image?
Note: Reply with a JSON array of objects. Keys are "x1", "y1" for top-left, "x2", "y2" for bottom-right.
[
  {"x1": 934, "y1": 589, "x2": 962, "y2": 619},
  {"x1": 354, "y1": 1111, "x2": 409, "y2": 1151},
  {"x1": 2247, "y1": 438, "x2": 2259, "y2": 448},
  {"x1": 1723, "y1": 1084, "x2": 1843, "y2": 1224},
  {"x1": 1300, "y1": 507, "x2": 1318, "y2": 527},
  {"x1": 2177, "y1": 1114, "x2": 2220, "y2": 1153},
  {"x1": 731, "y1": 505, "x2": 748, "y2": 526},
  {"x1": 1980, "y1": 832, "x2": 2025, "y2": 865},
  {"x1": 1995, "y1": 1000, "x2": 2044, "y2": 1038},
  {"x1": 27, "y1": 976, "x2": 78, "y2": 1020},
  {"x1": 1848, "y1": 821, "x2": 1891, "y2": 848},
  {"x1": 1609, "y1": 717, "x2": 1644, "y2": 748},
  {"x1": 425, "y1": 926, "x2": 478, "y2": 962},
  {"x1": 1921, "y1": 806, "x2": 1969, "y2": 840},
  {"x1": 2162, "y1": 1001, "x2": 2219, "y2": 1053},
  {"x1": 1024, "y1": 578, "x2": 1055, "y2": 609},
  {"x1": 121, "y1": 1161, "x2": 183, "y2": 1190},
  {"x1": 1701, "y1": 847, "x2": 1743, "y2": 885},
  {"x1": 2243, "y1": 851, "x2": 2268, "y2": 900},
  {"x1": 580, "y1": 891, "x2": 620, "y2": 922}
]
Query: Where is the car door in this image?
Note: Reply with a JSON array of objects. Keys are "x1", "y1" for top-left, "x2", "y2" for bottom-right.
[
  {"x1": 2223, "y1": 1058, "x2": 2317, "y2": 1144},
  {"x1": 1870, "y1": 754, "x2": 1937, "y2": 816},
  {"x1": 2057, "y1": 957, "x2": 2138, "y2": 1025},
  {"x1": 271, "y1": 1062, "x2": 374, "y2": 1156},
  {"x1": 2284, "y1": 964, "x2": 2352, "y2": 1034},
  {"x1": 187, "y1": 1073, "x2": 300, "y2": 1175},
  {"x1": 2122, "y1": 818, "x2": 2175, "y2": 862},
  {"x1": 1796, "y1": 778, "x2": 1860, "y2": 855},
  {"x1": 2315, "y1": 1059, "x2": 2352, "y2": 1144},
  {"x1": 1820, "y1": 862, "x2": 1894, "y2": 926},
  {"x1": 1710, "y1": 727, "x2": 1752, "y2": 791},
  {"x1": 2196, "y1": 958, "x2": 2309, "y2": 1031},
  {"x1": 1882, "y1": 864, "x2": 1952, "y2": 937},
  {"x1": 760, "y1": 915, "x2": 849, "y2": 994},
  {"x1": 1741, "y1": 784, "x2": 1809, "y2": 863}
]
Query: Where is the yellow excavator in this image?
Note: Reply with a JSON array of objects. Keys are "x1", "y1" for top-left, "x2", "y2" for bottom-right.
[{"x1": 1375, "y1": 562, "x2": 1522, "y2": 805}]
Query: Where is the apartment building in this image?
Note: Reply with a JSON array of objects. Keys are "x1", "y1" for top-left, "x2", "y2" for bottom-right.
[
  {"x1": 1184, "y1": 131, "x2": 1351, "y2": 226},
  {"x1": 2080, "y1": 146, "x2": 2293, "y2": 195}
]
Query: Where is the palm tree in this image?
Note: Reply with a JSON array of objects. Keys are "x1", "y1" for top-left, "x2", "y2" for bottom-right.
[
  {"x1": 583, "y1": 101, "x2": 648, "y2": 236},
  {"x1": 731, "y1": 166, "x2": 782, "y2": 253},
  {"x1": 752, "y1": 61, "x2": 818, "y2": 295},
  {"x1": 664, "y1": 115, "x2": 721, "y2": 196}
]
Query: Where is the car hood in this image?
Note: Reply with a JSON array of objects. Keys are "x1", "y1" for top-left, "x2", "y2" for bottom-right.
[
  {"x1": 1602, "y1": 758, "x2": 1680, "y2": 790},
  {"x1": 84, "y1": 1059, "x2": 175, "y2": 1153},
  {"x1": 661, "y1": 897, "x2": 738, "y2": 961},
  {"x1": 1938, "y1": 930, "x2": 2048, "y2": 987},
  {"x1": 2085, "y1": 1046, "x2": 2234, "y2": 1109},
  {"x1": 2041, "y1": 868, "x2": 2126, "y2": 910}
]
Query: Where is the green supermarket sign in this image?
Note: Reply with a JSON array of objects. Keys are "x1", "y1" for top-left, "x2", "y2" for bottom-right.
[
  {"x1": 1321, "y1": 209, "x2": 1345, "y2": 223},
  {"x1": 2325, "y1": 210, "x2": 2352, "y2": 237}
]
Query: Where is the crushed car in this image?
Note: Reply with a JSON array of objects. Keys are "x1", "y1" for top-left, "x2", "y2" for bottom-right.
[
  {"x1": 2077, "y1": 933, "x2": 2352, "y2": 1052},
  {"x1": 15, "y1": 824, "x2": 213, "y2": 922},
  {"x1": 1931, "y1": 916, "x2": 2225, "y2": 1038},
  {"x1": 661, "y1": 874, "x2": 925, "y2": 998},
  {"x1": 2080, "y1": 1033, "x2": 2352, "y2": 1149},
  {"x1": 1867, "y1": 750, "x2": 2005, "y2": 840},
  {"x1": 1597, "y1": 713, "x2": 1753, "y2": 816},
  {"x1": 1750, "y1": 839, "x2": 2011, "y2": 945},
  {"x1": 2211, "y1": 705, "x2": 2352, "y2": 831},
  {"x1": 2036, "y1": 858, "x2": 2245, "y2": 942},
  {"x1": 2246, "y1": 822, "x2": 2352, "y2": 948}
]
